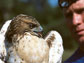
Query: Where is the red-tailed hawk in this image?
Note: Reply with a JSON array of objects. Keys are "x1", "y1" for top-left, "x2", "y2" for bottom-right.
[{"x1": 0, "y1": 14, "x2": 64, "y2": 63}]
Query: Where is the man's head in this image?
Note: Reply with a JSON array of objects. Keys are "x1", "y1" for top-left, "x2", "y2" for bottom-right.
[{"x1": 59, "y1": 0, "x2": 84, "y2": 46}]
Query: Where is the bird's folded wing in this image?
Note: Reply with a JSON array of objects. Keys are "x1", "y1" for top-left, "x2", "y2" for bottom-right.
[
  {"x1": 0, "y1": 20, "x2": 11, "y2": 63},
  {"x1": 44, "y1": 31, "x2": 64, "y2": 63},
  {"x1": 0, "y1": 20, "x2": 11, "y2": 35}
]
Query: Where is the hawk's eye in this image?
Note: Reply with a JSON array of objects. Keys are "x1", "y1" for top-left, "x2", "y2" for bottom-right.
[{"x1": 29, "y1": 23, "x2": 37, "y2": 29}]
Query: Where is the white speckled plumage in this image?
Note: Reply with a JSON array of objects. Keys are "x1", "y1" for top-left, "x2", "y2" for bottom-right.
[
  {"x1": 0, "y1": 20, "x2": 11, "y2": 63},
  {"x1": 0, "y1": 20, "x2": 11, "y2": 36},
  {"x1": 45, "y1": 31, "x2": 64, "y2": 63},
  {"x1": 11, "y1": 33, "x2": 49, "y2": 63}
]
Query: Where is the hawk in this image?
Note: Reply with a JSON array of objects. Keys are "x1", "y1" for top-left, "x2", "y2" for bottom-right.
[{"x1": 0, "y1": 14, "x2": 64, "y2": 63}]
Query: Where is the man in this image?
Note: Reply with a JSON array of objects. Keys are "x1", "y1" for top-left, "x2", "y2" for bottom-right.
[{"x1": 58, "y1": 0, "x2": 84, "y2": 63}]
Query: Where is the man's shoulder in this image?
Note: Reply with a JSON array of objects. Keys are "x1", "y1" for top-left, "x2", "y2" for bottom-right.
[
  {"x1": 64, "y1": 48, "x2": 84, "y2": 63},
  {"x1": 64, "y1": 57, "x2": 84, "y2": 63}
]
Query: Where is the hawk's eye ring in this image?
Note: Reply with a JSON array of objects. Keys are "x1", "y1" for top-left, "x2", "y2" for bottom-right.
[{"x1": 29, "y1": 23, "x2": 36, "y2": 29}]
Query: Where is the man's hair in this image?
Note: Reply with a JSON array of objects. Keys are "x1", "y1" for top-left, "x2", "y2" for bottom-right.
[{"x1": 58, "y1": 0, "x2": 77, "y2": 8}]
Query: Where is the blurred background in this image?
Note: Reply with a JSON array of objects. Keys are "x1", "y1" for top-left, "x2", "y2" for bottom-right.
[{"x1": 0, "y1": 0, "x2": 78, "y2": 62}]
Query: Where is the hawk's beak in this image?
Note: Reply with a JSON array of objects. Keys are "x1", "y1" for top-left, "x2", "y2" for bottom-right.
[
  {"x1": 37, "y1": 31, "x2": 43, "y2": 37},
  {"x1": 33, "y1": 26, "x2": 43, "y2": 37}
]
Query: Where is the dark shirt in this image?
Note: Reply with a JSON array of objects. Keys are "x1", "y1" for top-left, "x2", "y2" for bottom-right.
[{"x1": 64, "y1": 48, "x2": 84, "y2": 63}]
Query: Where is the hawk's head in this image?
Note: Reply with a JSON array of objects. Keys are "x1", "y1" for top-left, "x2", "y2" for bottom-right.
[{"x1": 5, "y1": 14, "x2": 43, "y2": 42}]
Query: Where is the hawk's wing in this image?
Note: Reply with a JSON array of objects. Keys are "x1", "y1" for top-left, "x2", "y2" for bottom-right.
[
  {"x1": 0, "y1": 20, "x2": 12, "y2": 36},
  {"x1": 0, "y1": 20, "x2": 11, "y2": 63},
  {"x1": 44, "y1": 31, "x2": 64, "y2": 63}
]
